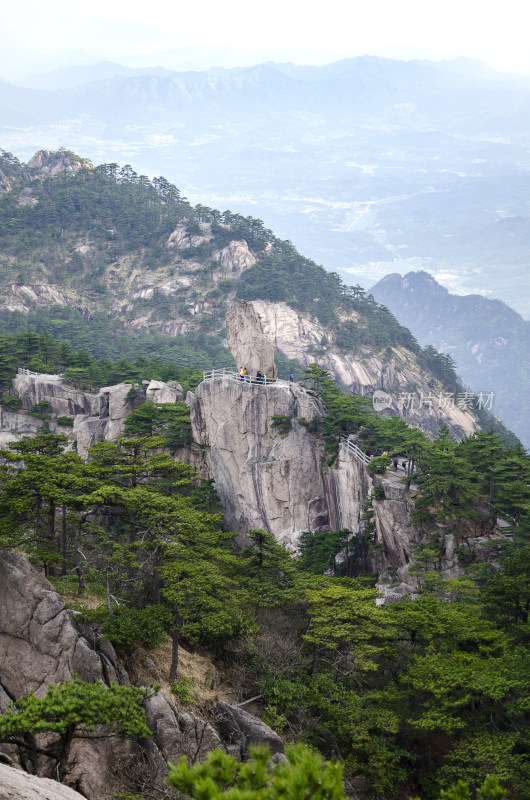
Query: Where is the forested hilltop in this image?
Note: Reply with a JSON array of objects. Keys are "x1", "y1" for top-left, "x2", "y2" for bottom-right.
[
  {"x1": 0, "y1": 148, "x2": 456, "y2": 381},
  {"x1": 0, "y1": 147, "x2": 528, "y2": 799}
]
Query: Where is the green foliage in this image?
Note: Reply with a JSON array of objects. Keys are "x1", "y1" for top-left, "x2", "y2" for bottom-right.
[
  {"x1": 0, "y1": 677, "x2": 152, "y2": 745},
  {"x1": 167, "y1": 743, "x2": 347, "y2": 799},
  {"x1": 411, "y1": 426, "x2": 482, "y2": 530},
  {"x1": 298, "y1": 529, "x2": 350, "y2": 575},
  {"x1": 0, "y1": 395, "x2": 21, "y2": 411},
  {"x1": 239, "y1": 529, "x2": 302, "y2": 607},
  {"x1": 124, "y1": 401, "x2": 193, "y2": 448},
  {"x1": 369, "y1": 455, "x2": 389, "y2": 474},
  {"x1": 270, "y1": 413, "x2": 292, "y2": 435},
  {"x1": 100, "y1": 604, "x2": 170, "y2": 652},
  {"x1": 304, "y1": 581, "x2": 394, "y2": 673},
  {"x1": 171, "y1": 676, "x2": 195, "y2": 704},
  {"x1": 56, "y1": 415, "x2": 74, "y2": 426},
  {"x1": 30, "y1": 400, "x2": 52, "y2": 419}
]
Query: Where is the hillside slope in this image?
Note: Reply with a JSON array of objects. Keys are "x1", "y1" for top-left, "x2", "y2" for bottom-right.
[{"x1": 0, "y1": 149, "x2": 496, "y2": 439}]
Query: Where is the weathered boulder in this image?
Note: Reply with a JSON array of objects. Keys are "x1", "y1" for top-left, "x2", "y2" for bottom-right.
[
  {"x1": 213, "y1": 240, "x2": 257, "y2": 278},
  {"x1": 12, "y1": 373, "x2": 99, "y2": 417},
  {"x1": 144, "y1": 694, "x2": 222, "y2": 765},
  {"x1": 99, "y1": 383, "x2": 142, "y2": 421},
  {"x1": 216, "y1": 702, "x2": 284, "y2": 756},
  {"x1": 145, "y1": 379, "x2": 183, "y2": 404},
  {"x1": 0, "y1": 763, "x2": 87, "y2": 800}
]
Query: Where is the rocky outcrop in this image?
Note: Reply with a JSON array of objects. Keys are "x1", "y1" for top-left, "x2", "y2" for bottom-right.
[
  {"x1": 0, "y1": 763, "x2": 87, "y2": 800},
  {"x1": 226, "y1": 300, "x2": 277, "y2": 380},
  {"x1": 145, "y1": 379, "x2": 184, "y2": 404},
  {"x1": 215, "y1": 702, "x2": 284, "y2": 758},
  {"x1": 189, "y1": 377, "x2": 325, "y2": 548},
  {"x1": 0, "y1": 551, "x2": 289, "y2": 799},
  {"x1": 13, "y1": 373, "x2": 99, "y2": 417},
  {"x1": 213, "y1": 240, "x2": 257, "y2": 278},
  {"x1": 26, "y1": 150, "x2": 88, "y2": 176},
  {"x1": 0, "y1": 552, "x2": 122, "y2": 700},
  {"x1": 2, "y1": 372, "x2": 187, "y2": 459},
  {"x1": 166, "y1": 222, "x2": 212, "y2": 250},
  {"x1": 249, "y1": 300, "x2": 478, "y2": 439},
  {"x1": 6, "y1": 284, "x2": 71, "y2": 313}
]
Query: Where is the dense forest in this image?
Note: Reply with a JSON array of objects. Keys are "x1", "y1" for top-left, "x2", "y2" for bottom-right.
[{"x1": 0, "y1": 360, "x2": 528, "y2": 799}]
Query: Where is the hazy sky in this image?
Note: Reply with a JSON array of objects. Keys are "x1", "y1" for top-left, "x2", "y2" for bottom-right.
[{"x1": 2, "y1": 0, "x2": 530, "y2": 78}]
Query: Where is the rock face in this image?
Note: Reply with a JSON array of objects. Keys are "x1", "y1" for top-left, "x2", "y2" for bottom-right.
[
  {"x1": 1, "y1": 371, "x2": 185, "y2": 458},
  {"x1": 213, "y1": 240, "x2": 257, "y2": 278},
  {"x1": 6, "y1": 284, "x2": 71, "y2": 314},
  {"x1": 215, "y1": 702, "x2": 284, "y2": 758},
  {"x1": 13, "y1": 373, "x2": 99, "y2": 418},
  {"x1": 250, "y1": 300, "x2": 478, "y2": 439},
  {"x1": 189, "y1": 377, "x2": 325, "y2": 547},
  {"x1": 0, "y1": 763, "x2": 87, "y2": 800},
  {"x1": 0, "y1": 551, "x2": 287, "y2": 800},
  {"x1": 0, "y1": 552, "x2": 122, "y2": 703},
  {"x1": 226, "y1": 300, "x2": 277, "y2": 380},
  {"x1": 26, "y1": 150, "x2": 88, "y2": 176}
]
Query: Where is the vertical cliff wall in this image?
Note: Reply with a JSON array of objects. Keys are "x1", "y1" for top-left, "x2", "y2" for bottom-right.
[{"x1": 189, "y1": 377, "x2": 331, "y2": 547}]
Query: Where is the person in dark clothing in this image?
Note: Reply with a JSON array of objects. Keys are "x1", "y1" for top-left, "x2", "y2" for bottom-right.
[
  {"x1": 256, "y1": 371, "x2": 262, "y2": 382},
  {"x1": 393, "y1": 456, "x2": 398, "y2": 471}
]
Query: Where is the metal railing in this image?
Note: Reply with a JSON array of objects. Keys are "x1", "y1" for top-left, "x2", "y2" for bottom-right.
[
  {"x1": 17, "y1": 367, "x2": 63, "y2": 378},
  {"x1": 344, "y1": 435, "x2": 373, "y2": 466},
  {"x1": 202, "y1": 367, "x2": 292, "y2": 388}
]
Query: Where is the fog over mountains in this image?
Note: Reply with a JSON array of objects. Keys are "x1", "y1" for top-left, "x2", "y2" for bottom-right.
[{"x1": 2, "y1": 56, "x2": 530, "y2": 318}]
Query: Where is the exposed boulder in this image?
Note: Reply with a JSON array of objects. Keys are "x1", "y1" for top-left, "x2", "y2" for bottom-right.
[
  {"x1": 214, "y1": 240, "x2": 257, "y2": 278},
  {"x1": 226, "y1": 300, "x2": 277, "y2": 380},
  {"x1": 215, "y1": 702, "x2": 284, "y2": 757},
  {"x1": 166, "y1": 222, "x2": 211, "y2": 250},
  {"x1": 145, "y1": 379, "x2": 184, "y2": 404},
  {"x1": 12, "y1": 373, "x2": 99, "y2": 417},
  {"x1": 0, "y1": 763, "x2": 87, "y2": 800}
]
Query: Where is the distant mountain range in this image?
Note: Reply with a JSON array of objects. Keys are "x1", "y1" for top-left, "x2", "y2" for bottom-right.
[
  {"x1": 1, "y1": 56, "x2": 529, "y2": 317},
  {"x1": 371, "y1": 271, "x2": 530, "y2": 447}
]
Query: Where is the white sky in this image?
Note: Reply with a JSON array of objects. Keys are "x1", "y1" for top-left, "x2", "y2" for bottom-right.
[{"x1": 2, "y1": 0, "x2": 530, "y2": 78}]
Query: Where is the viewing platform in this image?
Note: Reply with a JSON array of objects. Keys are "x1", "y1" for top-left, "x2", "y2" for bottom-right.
[{"x1": 202, "y1": 367, "x2": 293, "y2": 389}]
